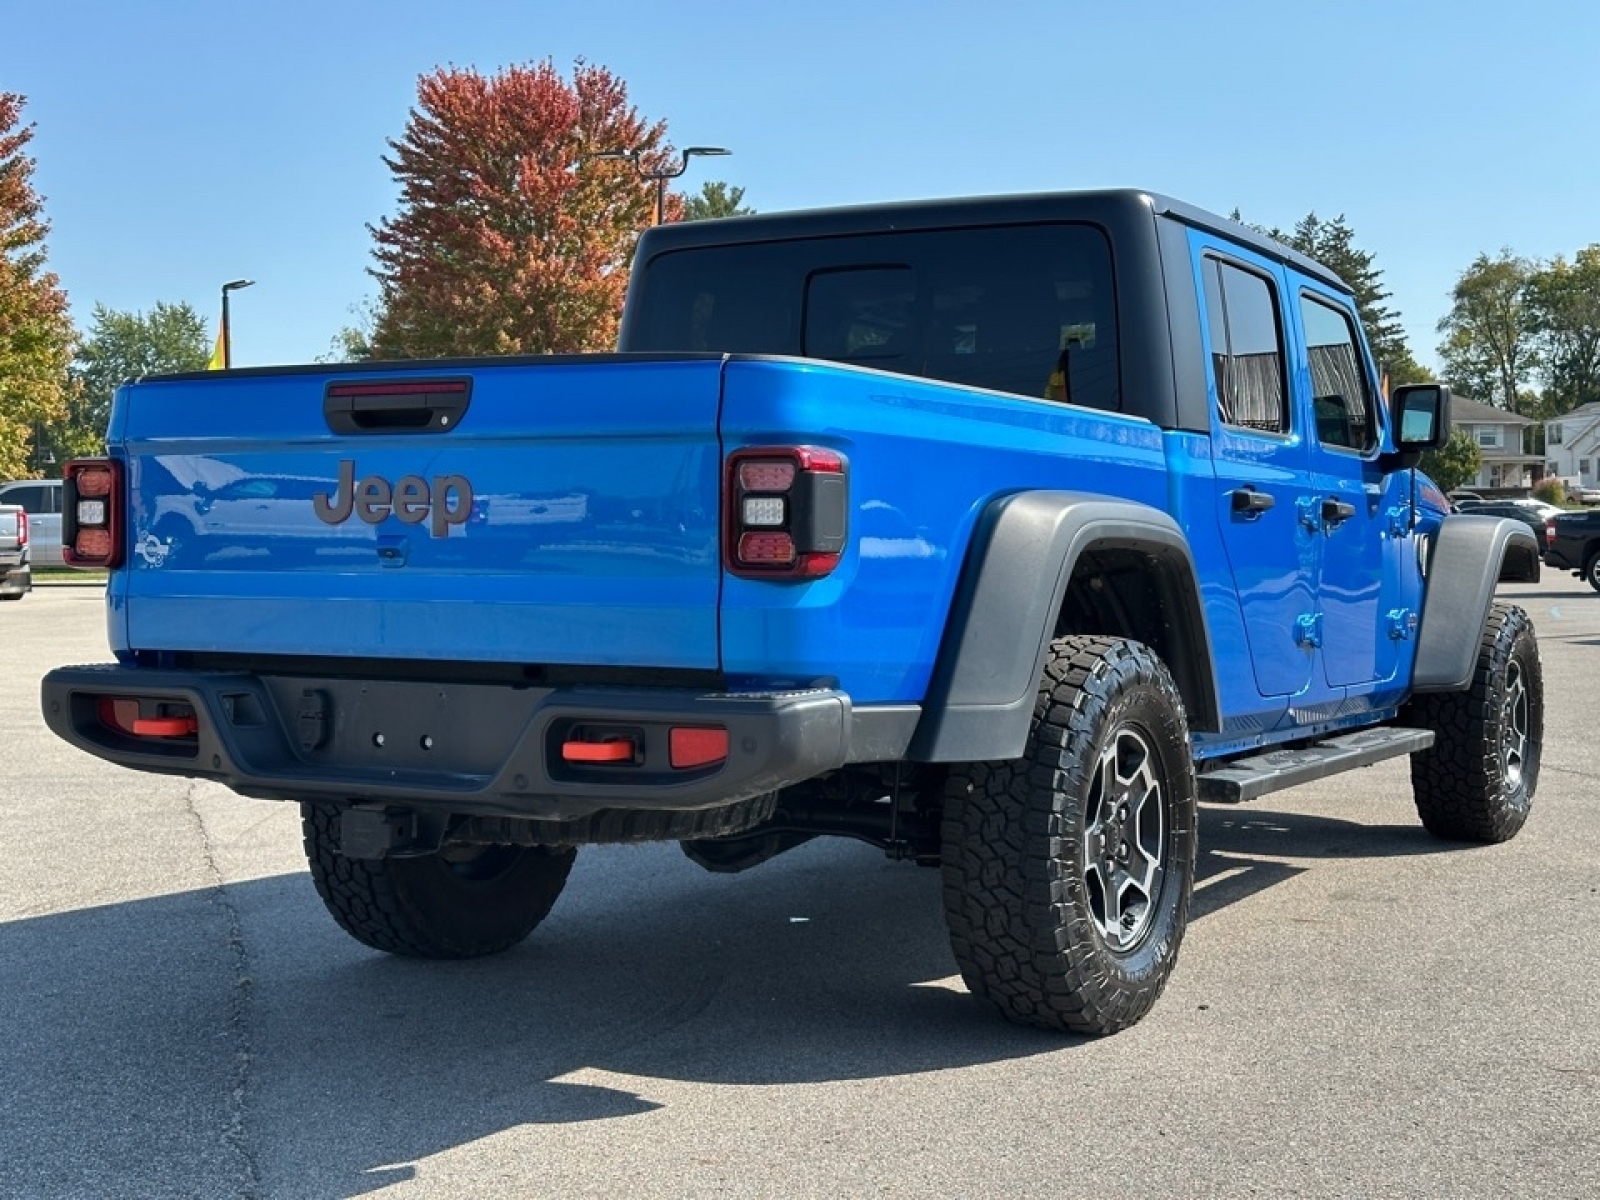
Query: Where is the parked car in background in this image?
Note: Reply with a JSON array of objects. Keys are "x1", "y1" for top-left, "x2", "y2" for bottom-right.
[
  {"x1": 1508, "y1": 498, "x2": 1565, "y2": 522},
  {"x1": 0, "y1": 479, "x2": 63, "y2": 567},
  {"x1": 1565, "y1": 481, "x2": 1600, "y2": 505},
  {"x1": 0, "y1": 503, "x2": 30, "y2": 599},
  {"x1": 1464, "y1": 501, "x2": 1555, "y2": 548}
]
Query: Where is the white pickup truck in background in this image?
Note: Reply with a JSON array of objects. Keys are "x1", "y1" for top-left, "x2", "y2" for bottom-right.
[
  {"x1": 0, "y1": 503, "x2": 30, "y2": 600},
  {"x1": 0, "y1": 479, "x2": 62, "y2": 568}
]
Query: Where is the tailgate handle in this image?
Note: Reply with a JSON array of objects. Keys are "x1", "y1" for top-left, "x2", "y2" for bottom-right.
[{"x1": 324, "y1": 378, "x2": 471, "y2": 435}]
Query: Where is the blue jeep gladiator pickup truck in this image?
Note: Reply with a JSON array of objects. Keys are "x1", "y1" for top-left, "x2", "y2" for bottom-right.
[{"x1": 41, "y1": 190, "x2": 1544, "y2": 1035}]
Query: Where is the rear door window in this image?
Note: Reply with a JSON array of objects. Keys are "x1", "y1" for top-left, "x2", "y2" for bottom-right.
[{"x1": 1202, "y1": 257, "x2": 1288, "y2": 435}]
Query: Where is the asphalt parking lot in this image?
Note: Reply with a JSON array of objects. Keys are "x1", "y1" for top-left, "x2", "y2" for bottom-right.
[{"x1": 3, "y1": 579, "x2": 1598, "y2": 1199}]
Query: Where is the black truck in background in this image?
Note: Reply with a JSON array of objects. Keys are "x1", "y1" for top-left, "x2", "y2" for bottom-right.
[{"x1": 1544, "y1": 509, "x2": 1600, "y2": 590}]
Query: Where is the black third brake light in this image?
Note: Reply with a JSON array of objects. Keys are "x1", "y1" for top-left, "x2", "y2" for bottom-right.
[{"x1": 724, "y1": 446, "x2": 848, "y2": 579}]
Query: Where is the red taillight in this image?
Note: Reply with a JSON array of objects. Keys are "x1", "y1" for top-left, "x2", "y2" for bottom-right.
[
  {"x1": 724, "y1": 446, "x2": 848, "y2": 579},
  {"x1": 63, "y1": 458, "x2": 124, "y2": 568},
  {"x1": 14, "y1": 510, "x2": 25, "y2": 547},
  {"x1": 738, "y1": 460, "x2": 797, "y2": 492},
  {"x1": 737, "y1": 531, "x2": 797, "y2": 565}
]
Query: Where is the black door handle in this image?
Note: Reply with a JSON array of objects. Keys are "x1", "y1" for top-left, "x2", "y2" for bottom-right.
[
  {"x1": 1322, "y1": 497, "x2": 1356, "y2": 524},
  {"x1": 1230, "y1": 488, "x2": 1275, "y2": 515}
]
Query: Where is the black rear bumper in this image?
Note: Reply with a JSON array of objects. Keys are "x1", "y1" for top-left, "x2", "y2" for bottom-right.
[
  {"x1": 0, "y1": 562, "x2": 29, "y2": 597},
  {"x1": 40, "y1": 665, "x2": 913, "y2": 820}
]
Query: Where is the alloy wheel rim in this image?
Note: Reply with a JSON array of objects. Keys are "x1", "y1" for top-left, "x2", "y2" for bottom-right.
[
  {"x1": 1501, "y1": 660, "x2": 1528, "y2": 789},
  {"x1": 1082, "y1": 728, "x2": 1166, "y2": 951}
]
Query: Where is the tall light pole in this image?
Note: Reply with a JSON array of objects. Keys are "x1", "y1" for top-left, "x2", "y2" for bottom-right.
[
  {"x1": 593, "y1": 146, "x2": 731, "y2": 225},
  {"x1": 220, "y1": 278, "x2": 255, "y2": 368}
]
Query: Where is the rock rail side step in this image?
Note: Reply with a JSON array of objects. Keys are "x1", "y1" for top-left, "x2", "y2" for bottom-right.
[{"x1": 1197, "y1": 727, "x2": 1436, "y2": 803}]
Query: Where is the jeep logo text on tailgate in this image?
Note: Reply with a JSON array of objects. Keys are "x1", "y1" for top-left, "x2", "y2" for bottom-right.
[{"x1": 312, "y1": 460, "x2": 473, "y2": 537}]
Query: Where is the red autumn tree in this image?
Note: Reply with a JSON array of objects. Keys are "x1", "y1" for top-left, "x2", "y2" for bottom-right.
[
  {"x1": 368, "y1": 60, "x2": 675, "y2": 359},
  {"x1": 0, "y1": 92, "x2": 74, "y2": 478}
]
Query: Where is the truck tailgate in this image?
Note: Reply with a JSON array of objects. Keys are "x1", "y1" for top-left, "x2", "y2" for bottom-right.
[{"x1": 116, "y1": 357, "x2": 724, "y2": 669}]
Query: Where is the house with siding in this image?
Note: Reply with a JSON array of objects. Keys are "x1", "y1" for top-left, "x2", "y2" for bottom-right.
[
  {"x1": 1544, "y1": 401, "x2": 1600, "y2": 489},
  {"x1": 1450, "y1": 396, "x2": 1539, "y2": 490}
]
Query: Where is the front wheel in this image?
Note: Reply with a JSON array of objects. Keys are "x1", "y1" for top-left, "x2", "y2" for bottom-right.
[
  {"x1": 1406, "y1": 603, "x2": 1541, "y2": 842},
  {"x1": 941, "y1": 636, "x2": 1197, "y2": 1035},
  {"x1": 301, "y1": 804, "x2": 576, "y2": 958}
]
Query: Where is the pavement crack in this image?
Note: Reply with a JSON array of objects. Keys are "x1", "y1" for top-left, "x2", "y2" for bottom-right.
[{"x1": 183, "y1": 783, "x2": 263, "y2": 1200}]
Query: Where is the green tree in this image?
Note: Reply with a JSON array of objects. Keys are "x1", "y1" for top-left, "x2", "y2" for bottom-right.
[
  {"x1": 1418, "y1": 428, "x2": 1483, "y2": 493},
  {"x1": 1437, "y1": 251, "x2": 1539, "y2": 411},
  {"x1": 683, "y1": 181, "x2": 754, "y2": 222},
  {"x1": 1270, "y1": 213, "x2": 1426, "y2": 385},
  {"x1": 1526, "y1": 245, "x2": 1600, "y2": 415},
  {"x1": 1236, "y1": 209, "x2": 1426, "y2": 385},
  {"x1": 321, "y1": 298, "x2": 379, "y2": 363},
  {"x1": 47, "y1": 301, "x2": 210, "y2": 463},
  {"x1": 0, "y1": 92, "x2": 75, "y2": 479},
  {"x1": 367, "y1": 60, "x2": 671, "y2": 359}
]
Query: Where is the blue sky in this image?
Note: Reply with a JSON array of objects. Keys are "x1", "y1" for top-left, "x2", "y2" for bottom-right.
[{"x1": 4, "y1": 0, "x2": 1595, "y2": 373}]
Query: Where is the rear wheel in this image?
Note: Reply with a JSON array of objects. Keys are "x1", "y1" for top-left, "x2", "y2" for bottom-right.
[
  {"x1": 941, "y1": 636, "x2": 1197, "y2": 1035},
  {"x1": 1407, "y1": 603, "x2": 1541, "y2": 842},
  {"x1": 1585, "y1": 552, "x2": 1600, "y2": 593},
  {"x1": 301, "y1": 804, "x2": 575, "y2": 958}
]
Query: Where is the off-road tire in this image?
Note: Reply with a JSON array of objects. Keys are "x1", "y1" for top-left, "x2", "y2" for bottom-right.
[
  {"x1": 941, "y1": 635, "x2": 1197, "y2": 1035},
  {"x1": 1407, "y1": 602, "x2": 1541, "y2": 842},
  {"x1": 302, "y1": 803, "x2": 575, "y2": 958}
]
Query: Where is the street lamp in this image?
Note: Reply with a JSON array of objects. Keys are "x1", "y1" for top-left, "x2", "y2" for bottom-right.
[
  {"x1": 220, "y1": 278, "x2": 255, "y2": 368},
  {"x1": 593, "y1": 146, "x2": 731, "y2": 225}
]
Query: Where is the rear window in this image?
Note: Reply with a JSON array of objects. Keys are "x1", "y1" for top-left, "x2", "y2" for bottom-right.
[{"x1": 629, "y1": 224, "x2": 1120, "y2": 411}]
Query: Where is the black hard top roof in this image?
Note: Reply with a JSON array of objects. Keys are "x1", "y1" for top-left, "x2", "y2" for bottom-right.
[{"x1": 637, "y1": 188, "x2": 1352, "y2": 295}]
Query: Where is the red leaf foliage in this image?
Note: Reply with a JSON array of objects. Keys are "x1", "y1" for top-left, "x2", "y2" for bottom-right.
[
  {"x1": 0, "y1": 92, "x2": 75, "y2": 478},
  {"x1": 368, "y1": 61, "x2": 673, "y2": 359}
]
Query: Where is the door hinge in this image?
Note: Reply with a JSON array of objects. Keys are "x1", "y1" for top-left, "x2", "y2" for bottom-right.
[
  {"x1": 1296, "y1": 497, "x2": 1323, "y2": 533},
  {"x1": 1386, "y1": 505, "x2": 1412, "y2": 537},
  {"x1": 1295, "y1": 613, "x2": 1324, "y2": 648},
  {"x1": 1387, "y1": 608, "x2": 1418, "y2": 640}
]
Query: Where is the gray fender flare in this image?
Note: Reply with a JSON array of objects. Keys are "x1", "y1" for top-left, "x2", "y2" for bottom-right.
[
  {"x1": 907, "y1": 491, "x2": 1221, "y2": 763},
  {"x1": 1412, "y1": 514, "x2": 1540, "y2": 692}
]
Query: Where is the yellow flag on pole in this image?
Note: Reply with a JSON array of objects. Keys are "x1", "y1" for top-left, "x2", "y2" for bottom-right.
[{"x1": 207, "y1": 325, "x2": 226, "y2": 371}]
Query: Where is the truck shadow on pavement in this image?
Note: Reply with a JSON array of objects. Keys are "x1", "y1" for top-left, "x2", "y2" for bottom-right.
[{"x1": 0, "y1": 805, "x2": 1464, "y2": 1197}]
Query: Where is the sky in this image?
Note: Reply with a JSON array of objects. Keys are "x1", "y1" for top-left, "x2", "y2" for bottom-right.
[{"x1": 3, "y1": 0, "x2": 1596, "y2": 374}]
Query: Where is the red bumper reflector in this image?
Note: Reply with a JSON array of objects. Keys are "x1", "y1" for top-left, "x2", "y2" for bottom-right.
[
  {"x1": 562, "y1": 739, "x2": 636, "y2": 763},
  {"x1": 669, "y1": 727, "x2": 729, "y2": 770},
  {"x1": 98, "y1": 697, "x2": 196, "y2": 737},
  {"x1": 99, "y1": 698, "x2": 139, "y2": 733}
]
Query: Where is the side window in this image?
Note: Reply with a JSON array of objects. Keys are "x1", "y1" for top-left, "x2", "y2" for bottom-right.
[
  {"x1": 3, "y1": 485, "x2": 47, "y2": 513},
  {"x1": 1203, "y1": 257, "x2": 1288, "y2": 434},
  {"x1": 1300, "y1": 293, "x2": 1376, "y2": 453}
]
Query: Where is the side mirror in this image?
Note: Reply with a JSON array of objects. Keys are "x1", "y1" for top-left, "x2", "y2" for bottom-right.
[{"x1": 1392, "y1": 383, "x2": 1452, "y2": 453}]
